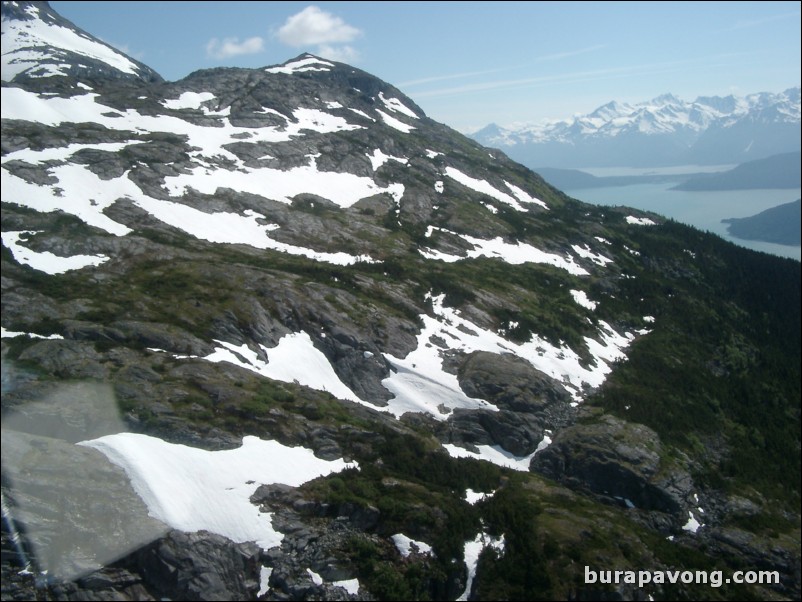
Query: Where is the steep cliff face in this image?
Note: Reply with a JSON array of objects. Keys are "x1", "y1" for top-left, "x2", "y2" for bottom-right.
[{"x1": 2, "y1": 3, "x2": 800, "y2": 601}]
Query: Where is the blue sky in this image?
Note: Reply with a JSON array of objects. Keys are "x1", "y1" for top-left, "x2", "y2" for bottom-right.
[{"x1": 50, "y1": 1, "x2": 801, "y2": 132}]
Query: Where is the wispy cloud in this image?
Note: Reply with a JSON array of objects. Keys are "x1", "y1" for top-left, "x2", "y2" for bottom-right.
[
  {"x1": 399, "y1": 45, "x2": 606, "y2": 90},
  {"x1": 206, "y1": 36, "x2": 265, "y2": 60},
  {"x1": 534, "y1": 44, "x2": 607, "y2": 62},
  {"x1": 399, "y1": 66, "x2": 521, "y2": 88},
  {"x1": 411, "y1": 56, "x2": 745, "y2": 100},
  {"x1": 276, "y1": 6, "x2": 361, "y2": 58},
  {"x1": 722, "y1": 10, "x2": 801, "y2": 32}
]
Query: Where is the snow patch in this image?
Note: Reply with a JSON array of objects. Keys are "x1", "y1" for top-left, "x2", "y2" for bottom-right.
[
  {"x1": 367, "y1": 149, "x2": 408, "y2": 171},
  {"x1": 378, "y1": 92, "x2": 418, "y2": 119},
  {"x1": 570, "y1": 289, "x2": 598, "y2": 311},
  {"x1": 444, "y1": 444, "x2": 535, "y2": 472},
  {"x1": 458, "y1": 532, "x2": 505, "y2": 601},
  {"x1": 444, "y1": 167, "x2": 528, "y2": 211},
  {"x1": 391, "y1": 533, "x2": 433, "y2": 557},
  {"x1": 420, "y1": 227, "x2": 589, "y2": 276},
  {"x1": 258, "y1": 567, "x2": 272, "y2": 596},
  {"x1": 2, "y1": 230, "x2": 108, "y2": 274},
  {"x1": 571, "y1": 243, "x2": 613, "y2": 266},
  {"x1": 376, "y1": 109, "x2": 415, "y2": 133},
  {"x1": 161, "y1": 91, "x2": 215, "y2": 111},
  {"x1": 78, "y1": 433, "x2": 354, "y2": 550},
  {"x1": 465, "y1": 489, "x2": 495, "y2": 505},
  {"x1": 1, "y1": 327, "x2": 63, "y2": 340},
  {"x1": 333, "y1": 578, "x2": 360, "y2": 595},
  {"x1": 626, "y1": 215, "x2": 656, "y2": 226},
  {"x1": 203, "y1": 333, "x2": 364, "y2": 403}
]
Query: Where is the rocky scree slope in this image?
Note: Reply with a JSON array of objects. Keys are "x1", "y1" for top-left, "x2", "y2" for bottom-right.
[{"x1": 2, "y1": 2, "x2": 800, "y2": 600}]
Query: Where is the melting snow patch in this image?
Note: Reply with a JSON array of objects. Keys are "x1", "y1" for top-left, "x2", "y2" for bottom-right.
[
  {"x1": 444, "y1": 167, "x2": 527, "y2": 211},
  {"x1": 1, "y1": 141, "x2": 139, "y2": 165},
  {"x1": 570, "y1": 289, "x2": 598, "y2": 311},
  {"x1": 434, "y1": 181, "x2": 444, "y2": 194},
  {"x1": 444, "y1": 444, "x2": 535, "y2": 472},
  {"x1": 458, "y1": 532, "x2": 505, "y2": 601},
  {"x1": 164, "y1": 153, "x2": 402, "y2": 209},
  {"x1": 367, "y1": 149, "x2": 409, "y2": 171},
  {"x1": 420, "y1": 227, "x2": 589, "y2": 276},
  {"x1": 2, "y1": 230, "x2": 108, "y2": 274},
  {"x1": 258, "y1": 567, "x2": 273, "y2": 596},
  {"x1": 426, "y1": 149, "x2": 442, "y2": 158},
  {"x1": 376, "y1": 109, "x2": 415, "y2": 133},
  {"x1": 78, "y1": 433, "x2": 354, "y2": 550},
  {"x1": 378, "y1": 92, "x2": 419, "y2": 119},
  {"x1": 203, "y1": 333, "x2": 364, "y2": 403},
  {"x1": 643, "y1": 316, "x2": 655, "y2": 323},
  {"x1": 306, "y1": 569, "x2": 324, "y2": 586},
  {"x1": 571, "y1": 244, "x2": 613, "y2": 266},
  {"x1": 504, "y1": 181, "x2": 548, "y2": 210},
  {"x1": 682, "y1": 511, "x2": 703, "y2": 533},
  {"x1": 391, "y1": 534, "x2": 433, "y2": 557},
  {"x1": 1, "y1": 327, "x2": 63, "y2": 340},
  {"x1": 382, "y1": 293, "x2": 644, "y2": 415},
  {"x1": 347, "y1": 107, "x2": 374, "y2": 121},
  {"x1": 333, "y1": 579, "x2": 360, "y2": 595},
  {"x1": 161, "y1": 91, "x2": 215, "y2": 111},
  {"x1": 465, "y1": 489, "x2": 495, "y2": 505},
  {"x1": 626, "y1": 215, "x2": 656, "y2": 226}
]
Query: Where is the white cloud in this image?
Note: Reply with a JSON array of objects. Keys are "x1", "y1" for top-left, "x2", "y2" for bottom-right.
[
  {"x1": 206, "y1": 36, "x2": 265, "y2": 60},
  {"x1": 316, "y1": 44, "x2": 359, "y2": 63},
  {"x1": 277, "y1": 6, "x2": 361, "y2": 47}
]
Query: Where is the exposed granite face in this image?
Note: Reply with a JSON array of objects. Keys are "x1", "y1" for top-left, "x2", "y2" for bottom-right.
[{"x1": 531, "y1": 413, "x2": 691, "y2": 516}]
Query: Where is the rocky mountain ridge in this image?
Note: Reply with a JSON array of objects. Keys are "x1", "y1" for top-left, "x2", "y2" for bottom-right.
[
  {"x1": 2, "y1": 2, "x2": 800, "y2": 600},
  {"x1": 472, "y1": 88, "x2": 801, "y2": 168}
]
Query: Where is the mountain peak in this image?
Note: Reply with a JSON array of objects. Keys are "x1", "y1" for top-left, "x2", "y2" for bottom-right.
[{"x1": 1, "y1": 0, "x2": 162, "y2": 83}]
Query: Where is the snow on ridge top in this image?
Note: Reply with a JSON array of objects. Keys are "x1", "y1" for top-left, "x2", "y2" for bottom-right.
[
  {"x1": 78, "y1": 432, "x2": 355, "y2": 550},
  {"x1": 161, "y1": 91, "x2": 215, "y2": 110},
  {"x1": 378, "y1": 92, "x2": 419, "y2": 119},
  {"x1": 265, "y1": 56, "x2": 335, "y2": 74},
  {"x1": 1, "y1": 2, "x2": 141, "y2": 81}
]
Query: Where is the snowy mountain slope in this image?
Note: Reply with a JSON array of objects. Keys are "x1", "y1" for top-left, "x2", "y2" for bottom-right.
[
  {"x1": 472, "y1": 89, "x2": 801, "y2": 168},
  {"x1": 2, "y1": 2, "x2": 800, "y2": 600},
  {"x1": 1, "y1": 0, "x2": 161, "y2": 82}
]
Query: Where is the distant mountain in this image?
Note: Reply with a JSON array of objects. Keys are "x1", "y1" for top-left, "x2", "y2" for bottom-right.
[
  {"x1": 673, "y1": 152, "x2": 801, "y2": 190},
  {"x1": 723, "y1": 199, "x2": 802, "y2": 245},
  {"x1": 472, "y1": 90, "x2": 801, "y2": 169}
]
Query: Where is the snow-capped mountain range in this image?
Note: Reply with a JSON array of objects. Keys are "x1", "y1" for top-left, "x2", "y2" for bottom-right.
[
  {"x1": 472, "y1": 89, "x2": 801, "y2": 168},
  {"x1": 2, "y1": 2, "x2": 800, "y2": 601}
]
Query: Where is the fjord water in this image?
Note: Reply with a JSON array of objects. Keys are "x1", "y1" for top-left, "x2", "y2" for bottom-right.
[{"x1": 564, "y1": 174, "x2": 801, "y2": 260}]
